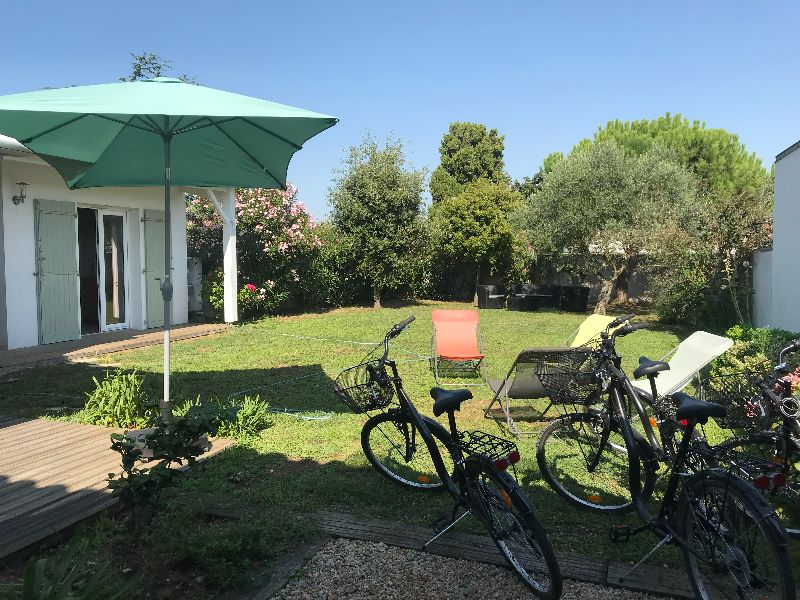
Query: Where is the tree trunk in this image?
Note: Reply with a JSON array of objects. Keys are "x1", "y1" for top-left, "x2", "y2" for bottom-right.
[
  {"x1": 613, "y1": 254, "x2": 638, "y2": 305},
  {"x1": 473, "y1": 265, "x2": 480, "y2": 306},
  {"x1": 373, "y1": 287, "x2": 381, "y2": 309},
  {"x1": 594, "y1": 264, "x2": 626, "y2": 315}
]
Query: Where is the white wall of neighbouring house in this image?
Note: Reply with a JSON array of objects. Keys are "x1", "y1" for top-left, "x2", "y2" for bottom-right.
[
  {"x1": 0, "y1": 156, "x2": 189, "y2": 349},
  {"x1": 770, "y1": 148, "x2": 800, "y2": 333},
  {"x1": 752, "y1": 249, "x2": 772, "y2": 328}
]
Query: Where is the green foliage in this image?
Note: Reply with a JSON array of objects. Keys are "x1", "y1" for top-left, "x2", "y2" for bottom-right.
[
  {"x1": 519, "y1": 140, "x2": 698, "y2": 313},
  {"x1": 217, "y1": 395, "x2": 273, "y2": 439},
  {"x1": 592, "y1": 113, "x2": 768, "y2": 198},
  {"x1": 78, "y1": 370, "x2": 153, "y2": 428},
  {"x1": 119, "y1": 51, "x2": 197, "y2": 84},
  {"x1": 513, "y1": 151, "x2": 565, "y2": 199},
  {"x1": 429, "y1": 165, "x2": 464, "y2": 204},
  {"x1": 107, "y1": 403, "x2": 231, "y2": 505},
  {"x1": 328, "y1": 136, "x2": 427, "y2": 307},
  {"x1": 144, "y1": 506, "x2": 272, "y2": 589},
  {"x1": 0, "y1": 540, "x2": 133, "y2": 599},
  {"x1": 430, "y1": 122, "x2": 509, "y2": 203},
  {"x1": 187, "y1": 186, "x2": 327, "y2": 316},
  {"x1": 428, "y1": 180, "x2": 521, "y2": 298}
]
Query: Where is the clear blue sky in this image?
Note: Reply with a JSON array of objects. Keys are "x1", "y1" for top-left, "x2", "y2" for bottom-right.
[{"x1": 1, "y1": 1, "x2": 798, "y2": 219}]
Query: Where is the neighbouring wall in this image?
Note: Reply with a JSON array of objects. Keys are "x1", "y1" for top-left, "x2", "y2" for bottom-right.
[{"x1": 770, "y1": 150, "x2": 800, "y2": 332}]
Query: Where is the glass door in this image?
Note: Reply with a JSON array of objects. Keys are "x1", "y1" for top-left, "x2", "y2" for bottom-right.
[{"x1": 97, "y1": 210, "x2": 128, "y2": 331}]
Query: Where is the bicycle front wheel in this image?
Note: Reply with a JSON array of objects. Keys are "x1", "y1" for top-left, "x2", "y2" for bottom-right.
[
  {"x1": 677, "y1": 470, "x2": 796, "y2": 600},
  {"x1": 361, "y1": 412, "x2": 452, "y2": 491},
  {"x1": 471, "y1": 470, "x2": 562, "y2": 599},
  {"x1": 536, "y1": 409, "x2": 656, "y2": 513}
]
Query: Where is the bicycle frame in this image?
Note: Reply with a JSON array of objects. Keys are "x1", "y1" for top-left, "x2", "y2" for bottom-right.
[{"x1": 383, "y1": 358, "x2": 467, "y2": 500}]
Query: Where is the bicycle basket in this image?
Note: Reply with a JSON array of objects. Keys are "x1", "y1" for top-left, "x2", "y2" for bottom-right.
[
  {"x1": 698, "y1": 371, "x2": 774, "y2": 430},
  {"x1": 333, "y1": 360, "x2": 394, "y2": 413},
  {"x1": 458, "y1": 430, "x2": 518, "y2": 463},
  {"x1": 532, "y1": 347, "x2": 600, "y2": 405}
]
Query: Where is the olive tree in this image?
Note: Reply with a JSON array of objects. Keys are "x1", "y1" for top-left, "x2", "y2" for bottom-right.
[{"x1": 519, "y1": 140, "x2": 698, "y2": 314}]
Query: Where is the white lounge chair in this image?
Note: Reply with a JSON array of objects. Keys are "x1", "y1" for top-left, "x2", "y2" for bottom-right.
[{"x1": 630, "y1": 331, "x2": 733, "y2": 399}]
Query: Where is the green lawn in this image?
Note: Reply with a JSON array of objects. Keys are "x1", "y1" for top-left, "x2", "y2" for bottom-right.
[{"x1": 1, "y1": 302, "x2": 794, "y2": 597}]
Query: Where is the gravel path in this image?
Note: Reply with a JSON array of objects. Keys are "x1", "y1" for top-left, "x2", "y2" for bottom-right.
[{"x1": 272, "y1": 538, "x2": 665, "y2": 599}]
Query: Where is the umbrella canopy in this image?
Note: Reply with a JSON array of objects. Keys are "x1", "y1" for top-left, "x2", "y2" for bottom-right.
[
  {"x1": 0, "y1": 77, "x2": 337, "y2": 190},
  {"x1": 0, "y1": 78, "x2": 337, "y2": 418}
]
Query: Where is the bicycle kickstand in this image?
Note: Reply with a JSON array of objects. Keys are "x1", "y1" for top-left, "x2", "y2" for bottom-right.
[
  {"x1": 422, "y1": 508, "x2": 472, "y2": 551},
  {"x1": 616, "y1": 534, "x2": 673, "y2": 584}
]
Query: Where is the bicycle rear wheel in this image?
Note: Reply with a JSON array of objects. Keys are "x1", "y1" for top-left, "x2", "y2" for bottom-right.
[
  {"x1": 536, "y1": 409, "x2": 657, "y2": 513},
  {"x1": 471, "y1": 470, "x2": 562, "y2": 599},
  {"x1": 716, "y1": 432, "x2": 800, "y2": 538},
  {"x1": 361, "y1": 412, "x2": 452, "y2": 491},
  {"x1": 677, "y1": 470, "x2": 796, "y2": 600}
]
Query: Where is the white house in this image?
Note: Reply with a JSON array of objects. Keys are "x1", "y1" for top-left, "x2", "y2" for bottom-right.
[
  {"x1": 754, "y1": 139, "x2": 800, "y2": 332},
  {"x1": 0, "y1": 134, "x2": 238, "y2": 349}
]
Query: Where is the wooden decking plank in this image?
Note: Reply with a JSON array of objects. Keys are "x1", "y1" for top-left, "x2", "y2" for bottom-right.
[
  {"x1": 0, "y1": 487, "x2": 117, "y2": 557},
  {"x1": 1, "y1": 435, "x2": 118, "y2": 475},
  {"x1": 607, "y1": 561, "x2": 694, "y2": 599},
  {"x1": 0, "y1": 415, "x2": 234, "y2": 560},
  {"x1": 316, "y1": 511, "x2": 608, "y2": 584}
]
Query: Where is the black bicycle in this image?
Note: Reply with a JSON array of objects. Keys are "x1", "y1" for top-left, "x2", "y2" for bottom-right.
[
  {"x1": 334, "y1": 316, "x2": 562, "y2": 599},
  {"x1": 535, "y1": 316, "x2": 795, "y2": 599},
  {"x1": 701, "y1": 340, "x2": 800, "y2": 538}
]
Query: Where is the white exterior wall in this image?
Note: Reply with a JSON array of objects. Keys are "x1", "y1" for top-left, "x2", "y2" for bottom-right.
[
  {"x1": 752, "y1": 249, "x2": 772, "y2": 328},
  {"x1": 0, "y1": 156, "x2": 188, "y2": 349},
  {"x1": 770, "y1": 150, "x2": 800, "y2": 332}
]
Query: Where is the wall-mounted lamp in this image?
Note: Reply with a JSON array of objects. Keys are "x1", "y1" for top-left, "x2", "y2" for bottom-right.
[{"x1": 12, "y1": 181, "x2": 28, "y2": 205}]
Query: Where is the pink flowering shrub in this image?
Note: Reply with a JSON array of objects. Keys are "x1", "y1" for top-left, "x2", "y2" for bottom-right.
[{"x1": 187, "y1": 186, "x2": 324, "y2": 317}]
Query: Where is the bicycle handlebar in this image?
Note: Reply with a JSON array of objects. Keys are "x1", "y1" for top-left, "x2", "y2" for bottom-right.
[
  {"x1": 609, "y1": 321, "x2": 650, "y2": 345},
  {"x1": 388, "y1": 315, "x2": 416, "y2": 339},
  {"x1": 609, "y1": 313, "x2": 636, "y2": 329},
  {"x1": 779, "y1": 339, "x2": 800, "y2": 362}
]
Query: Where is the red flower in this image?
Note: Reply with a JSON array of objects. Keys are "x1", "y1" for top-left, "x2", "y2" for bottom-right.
[{"x1": 245, "y1": 283, "x2": 256, "y2": 292}]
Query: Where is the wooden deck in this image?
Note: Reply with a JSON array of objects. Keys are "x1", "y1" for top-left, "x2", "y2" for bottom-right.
[
  {"x1": 316, "y1": 510, "x2": 694, "y2": 599},
  {"x1": 0, "y1": 416, "x2": 233, "y2": 559}
]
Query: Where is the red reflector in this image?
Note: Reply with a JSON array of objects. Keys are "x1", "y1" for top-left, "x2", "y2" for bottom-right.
[
  {"x1": 508, "y1": 450, "x2": 521, "y2": 464},
  {"x1": 753, "y1": 475, "x2": 770, "y2": 490},
  {"x1": 680, "y1": 419, "x2": 688, "y2": 427},
  {"x1": 772, "y1": 472, "x2": 787, "y2": 488},
  {"x1": 495, "y1": 458, "x2": 509, "y2": 471}
]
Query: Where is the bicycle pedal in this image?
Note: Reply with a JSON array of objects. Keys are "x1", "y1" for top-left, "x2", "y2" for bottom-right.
[{"x1": 610, "y1": 524, "x2": 632, "y2": 543}]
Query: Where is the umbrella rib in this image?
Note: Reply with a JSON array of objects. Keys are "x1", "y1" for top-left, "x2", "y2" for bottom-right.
[
  {"x1": 20, "y1": 114, "x2": 91, "y2": 143},
  {"x1": 169, "y1": 116, "x2": 186, "y2": 134},
  {"x1": 91, "y1": 114, "x2": 161, "y2": 135},
  {"x1": 239, "y1": 118, "x2": 302, "y2": 150},
  {"x1": 210, "y1": 121, "x2": 284, "y2": 189},
  {"x1": 142, "y1": 115, "x2": 165, "y2": 134},
  {"x1": 172, "y1": 117, "x2": 238, "y2": 136}
]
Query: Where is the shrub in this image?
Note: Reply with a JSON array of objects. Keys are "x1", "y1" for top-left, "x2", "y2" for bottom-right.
[
  {"x1": 708, "y1": 325, "x2": 799, "y2": 381},
  {"x1": 79, "y1": 370, "x2": 153, "y2": 428},
  {"x1": 217, "y1": 395, "x2": 272, "y2": 439},
  {"x1": 187, "y1": 186, "x2": 325, "y2": 317}
]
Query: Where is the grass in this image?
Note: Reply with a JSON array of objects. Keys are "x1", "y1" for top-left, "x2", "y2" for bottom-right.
[{"x1": 0, "y1": 301, "x2": 795, "y2": 597}]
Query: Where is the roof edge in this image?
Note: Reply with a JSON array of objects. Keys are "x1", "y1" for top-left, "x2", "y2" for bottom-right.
[
  {"x1": 776, "y1": 139, "x2": 800, "y2": 163},
  {"x1": 0, "y1": 134, "x2": 30, "y2": 156}
]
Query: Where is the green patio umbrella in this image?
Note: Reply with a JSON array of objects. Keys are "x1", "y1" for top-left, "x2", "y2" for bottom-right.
[{"x1": 0, "y1": 77, "x2": 337, "y2": 418}]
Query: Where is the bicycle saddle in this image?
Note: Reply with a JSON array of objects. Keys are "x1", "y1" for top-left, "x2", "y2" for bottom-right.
[
  {"x1": 634, "y1": 356, "x2": 670, "y2": 379},
  {"x1": 430, "y1": 387, "x2": 473, "y2": 416},
  {"x1": 672, "y1": 391, "x2": 726, "y2": 423}
]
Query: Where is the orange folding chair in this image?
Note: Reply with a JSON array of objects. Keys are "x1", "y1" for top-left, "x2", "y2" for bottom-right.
[{"x1": 431, "y1": 309, "x2": 486, "y2": 386}]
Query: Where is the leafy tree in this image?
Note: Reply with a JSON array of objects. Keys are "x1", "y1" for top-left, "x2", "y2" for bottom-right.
[
  {"x1": 512, "y1": 151, "x2": 565, "y2": 198},
  {"x1": 329, "y1": 136, "x2": 426, "y2": 308},
  {"x1": 519, "y1": 140, "x2": 698, "y2": 314},
  {"x1": 120, "y1": 51, "x2": 198, "y2": 84},
  {"x1": 429, "y1": 122, "x2": 509, "y2": 203},
  {"x1": 429, "y1": 180, "x2": 522, "y2": 302},
  {"x1": 586, "y1": 114, "x2": 772, "y2": 325}
]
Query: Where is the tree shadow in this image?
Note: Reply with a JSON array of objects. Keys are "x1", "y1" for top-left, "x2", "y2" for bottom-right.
[{"x1": 0, "y1": 364, "x2": 346, "y2": 420}]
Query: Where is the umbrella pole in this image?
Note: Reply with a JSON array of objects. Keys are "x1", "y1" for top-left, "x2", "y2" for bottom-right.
[{"x1": 160, "y1": 120, "x2": 174, "y2": 422}]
